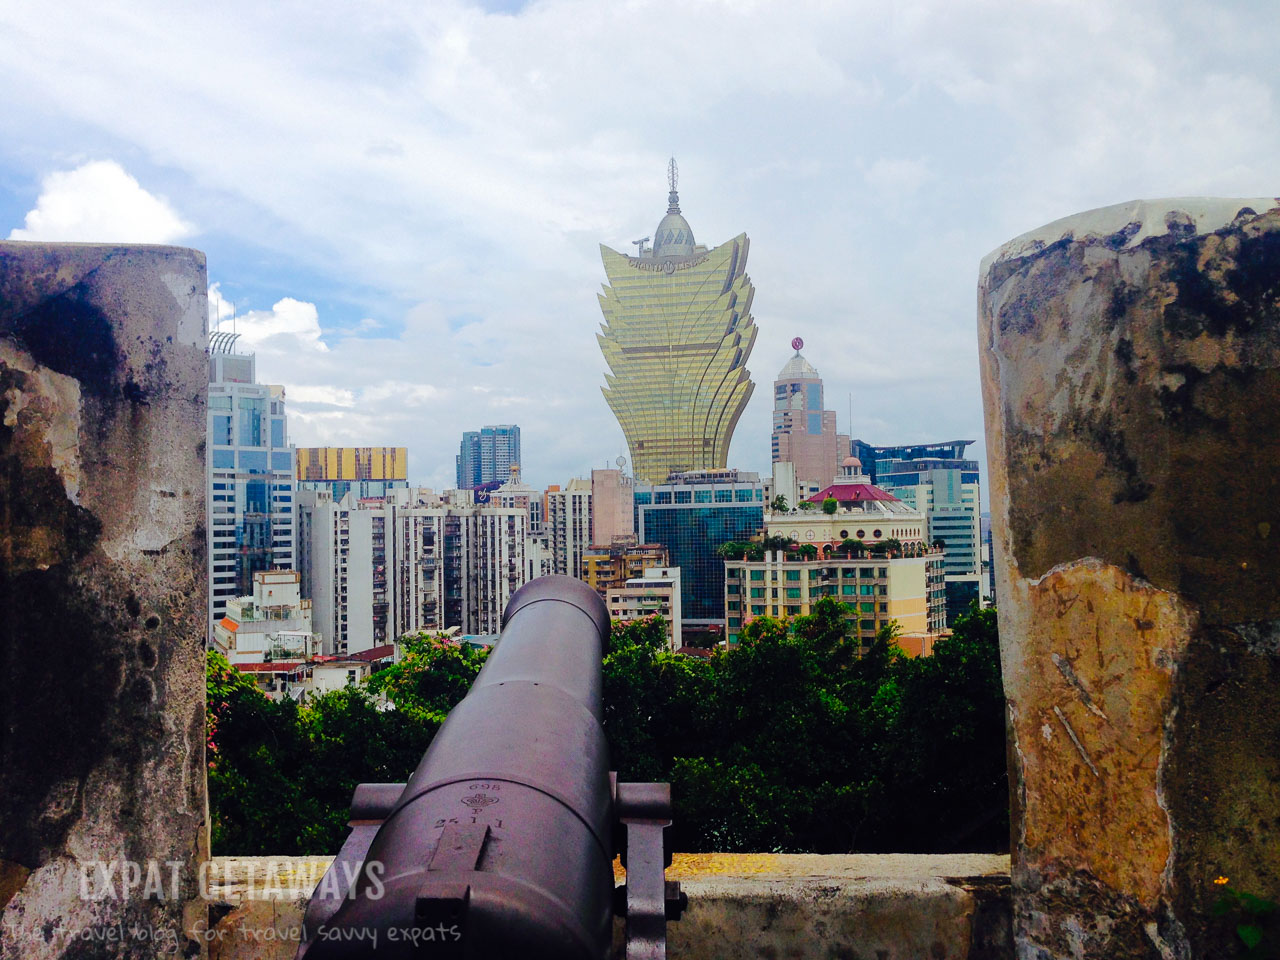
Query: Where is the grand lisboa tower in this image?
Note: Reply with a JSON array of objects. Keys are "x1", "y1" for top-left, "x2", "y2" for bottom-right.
[{"x1": 596, "y1": 159, "x2": 758, "y2": 483}]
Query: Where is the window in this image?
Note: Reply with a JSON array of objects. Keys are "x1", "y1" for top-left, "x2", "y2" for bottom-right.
[
  {"x1": 240, "y1": 450, "x2": 268, "y2": 471},
  {"x1": 750, "y1": 570, "x2": 764, "y2": 581},
  {"x1": 786, "y1": 605, "x2": 801, "y2": 615},
  {"x1": 727, "y1": 584, "x2": 740, "y2": 595},
  {"x1": 675, "y1": 490, "x2": 692, "y2": 504},
  {"x1": 808, "y1": 569, "x2": 821, "y2": 579},
  {"x1": 750, "y1": 588, "x2": 765, "y2": 599},
  {"x1": 860, "y1": 602, "x2": 874, "y2": 613},
  {"x1": 785, "y1": 588, "x2": 801, "y2": 599},
  {"x1": 727, "y1": 568, "x2": 740, "y2": 578},
  {"x1": 211, "y1": 415, "x2": 232, "y2": 445},
  {"x1": 878, "y1": 568, "x2": 888, "y2": 578},
  {"x1": 271, "y1": 452, "x2": 292, "y2": 471},
  {"x1": 841, "y1": 584, "x2": 855, "y2": 596},
  {"x1": 860, "y1": 568, "x2": 874, "y2": 578},
  {"x1": 735, "y1": 489, "x2": 754, "y2": 502},
  {"x1": 860, "y1": 619, "x2": 875, "y2": 631},
  {"x1": 751, "y1": 605, "x2": 765, "y2": 615},
  {"x1": 785, "y1": 570, "x2": 800, "y2": 581},
  {"x1": 695, "y1": 490, "x2": 712, "y2": 503},
  {"x1": 655, "y1": 491, "x2": 672, "y2": 504},
  {"x1": 635, "y1": 492, "x2": 652, "y2": 504},
  {"x1": 860, "y1": 584, "x2": 874, "y2": 595},
  {"x1": 728, "y1": 617, "x2": 741, "y2": 627},
  {"x1": 212, "y1": 450, "x2": 235, "y2": 469},
  {"x1": 715, "y1": 489, "x2": 732, "y2": 503},
  {"x1": 209, "y1": 395, "x2": 232, "y2": 410}
]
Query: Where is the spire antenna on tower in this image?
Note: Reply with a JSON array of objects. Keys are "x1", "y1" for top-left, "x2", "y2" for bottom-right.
[{"x1": 668, "y1": 157, "x2": 678, "y2": 193}]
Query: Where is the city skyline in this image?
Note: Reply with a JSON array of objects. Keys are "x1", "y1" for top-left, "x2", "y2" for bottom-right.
[{"x1": 2, "y1": 3, "x2": 1277, "y2": 493}]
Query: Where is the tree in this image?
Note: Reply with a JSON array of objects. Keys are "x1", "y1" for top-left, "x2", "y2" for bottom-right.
[
  {"x1": 209, "y1": 603, "x2": 1009, "y2": 858},
  {"x1": 770, "y1": 495, "x2": 789, "y2": 513},
  {"x1": 822, "y1": 497, "x2": 838, "y2": 515},
  {"x1": 798, "y1": 500, "x2": 815, "y2": 512}
]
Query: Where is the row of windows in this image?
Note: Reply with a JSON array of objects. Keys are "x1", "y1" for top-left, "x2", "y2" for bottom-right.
[
  {"x1": 211, "y1": 449, "x2": 294, "y2": 472},
  {"x1": 635, "y1": 488, "x2": 764, "y2": 505},
  {"x1": 736, "y1": 566, "x2": 888, "y2": 580}
]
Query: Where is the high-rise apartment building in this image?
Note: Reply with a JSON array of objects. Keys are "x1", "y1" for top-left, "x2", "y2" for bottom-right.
[
  {"x1": 456, "y1": 425, "x2": 521, "y2": 489},
  {"x1": 634, "y1": 469, "x2": 765, "y2": 624},
  {"x1": 207, "y1": 334, "x2": 296, "y2": 629},
  {"x1": 868, "y1": 442, "x2": 983, "y2": 625},
  {"x1": 771, "y1": 342, "x2": 848, "y2": 490},
  {"x1": 608, "y1": 566, "x2": 683, "y2": 650},
  {"x1": 296, "y1": 446, "x2": 408, "y2": 501},
  {"x1": 597, "y1": 160, "x2": 758, "y2": 482},
  {"x1": 298, "y1": 487, "x2": 531, "y2": 651},
  {"x1": 546, "y1": 478, "x2": 593, "y2": 579},
  {"x1": 582, "y1": 539, "x2": 669, "y2": 598}
]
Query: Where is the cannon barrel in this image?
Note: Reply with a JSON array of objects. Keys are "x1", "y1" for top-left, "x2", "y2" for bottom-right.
[{"x1": 297, "y1": 575, "x2": 616, "y2": 959}]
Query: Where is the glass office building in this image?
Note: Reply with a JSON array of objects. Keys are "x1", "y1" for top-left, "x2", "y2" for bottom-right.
[
  {"x1": 207, "y1": 334, "x2": 296, "y2": 631},
  {"x1": 870, "y1": 441, "x2": 984, "y2": 624},
  {"x1": 597, "y1": 161, "x2": 758, "y2": 483},
  {"x1": 634, "y1": 469, "x2": 765, "y2": 622}
]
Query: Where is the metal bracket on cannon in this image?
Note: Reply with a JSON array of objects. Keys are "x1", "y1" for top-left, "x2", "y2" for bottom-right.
[
  {"x1": 612, "y1": 777, "x2": 688, "y2": 960},
  {"x1": 302, "y1": 779, "x2": 687, "y2": 959}
]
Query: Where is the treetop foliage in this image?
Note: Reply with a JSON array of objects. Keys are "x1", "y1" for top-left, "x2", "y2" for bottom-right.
[{"x1": 208, "y1": 601, "x2": 1007, "y2": 856}]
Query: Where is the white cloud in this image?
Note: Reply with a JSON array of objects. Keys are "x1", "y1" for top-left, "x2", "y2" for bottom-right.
[
  {"x1": 287, "y1": 385, "x2": 356, "y2": 407},
  {"x1": 8, "y1": 160, "x2": 192, "y2": 243},
  {"x1": 233, "y1": 298, "x2": 329, "y2": 355},
  {"x1": 3, "y1": 1, "x2": 1278, "y2": 492}
]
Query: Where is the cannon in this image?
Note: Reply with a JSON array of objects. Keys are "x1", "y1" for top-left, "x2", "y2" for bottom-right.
[{"x1": 295, "y1": 575, "x2": 686, "y2": 959}]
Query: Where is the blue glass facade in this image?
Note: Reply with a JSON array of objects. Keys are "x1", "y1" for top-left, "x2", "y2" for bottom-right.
[{"x1": 638, "y1": 504, "x2": 763, "y2": 620}]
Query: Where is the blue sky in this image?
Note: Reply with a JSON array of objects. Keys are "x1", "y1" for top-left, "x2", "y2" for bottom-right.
[{"x1": 2, "y1": 1, "x2": 1277, "y2": 492}]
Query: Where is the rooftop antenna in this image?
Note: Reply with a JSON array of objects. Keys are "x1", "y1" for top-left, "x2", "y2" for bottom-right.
[{"x1": 666, "y1": 157, "x2": 680, "y2": 213}]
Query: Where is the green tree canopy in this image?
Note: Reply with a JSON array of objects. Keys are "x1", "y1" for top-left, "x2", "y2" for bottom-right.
[{"x1": 208, "y1": 602, "x2": 1008, "y2": 857}]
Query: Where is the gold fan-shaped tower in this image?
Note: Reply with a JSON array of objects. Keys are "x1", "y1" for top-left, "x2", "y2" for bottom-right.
[{"x1": 597, "y1": 159, "x2": 757, "y2": 483}]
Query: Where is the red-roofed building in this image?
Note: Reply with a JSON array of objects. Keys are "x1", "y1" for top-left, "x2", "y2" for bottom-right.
[{"x1": 723, "y1": 457, "x2": 946, "y2": 650}]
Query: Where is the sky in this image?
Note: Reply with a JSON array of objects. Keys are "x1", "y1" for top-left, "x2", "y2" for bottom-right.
[{"x1": 2, "y1": 1, "x2": 1277, "y2": 494}]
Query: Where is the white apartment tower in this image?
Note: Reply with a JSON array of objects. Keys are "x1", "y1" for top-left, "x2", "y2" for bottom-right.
[
  {"x1": 207, "y1": 333, "x2": 296, "y2": 631},
  {"x1": 298, "y1": 488, "x2": 531, "y2": 651},
  {"x1": 546, "y1": 478, "x2": 593, "y2": 579}
]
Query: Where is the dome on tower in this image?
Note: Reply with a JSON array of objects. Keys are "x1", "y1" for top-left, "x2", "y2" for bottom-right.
[
  {"x1": 653, "y1": 208, "x2": 695, "y2": 257},
  {"x1": 652, "y1": 157, "x2": 696, "y2": 258},
  {"x1": 778, "y1": 351, "x2": 820, "y2": 380}
]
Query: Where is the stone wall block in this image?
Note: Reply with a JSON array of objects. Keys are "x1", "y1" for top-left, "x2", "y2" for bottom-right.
[
  {"x1": 979, "y1": 198, "x2": 1280, "y2": 958},
  {"x1": 0, "y1": 242, "x2": 208, "y2": 958}
]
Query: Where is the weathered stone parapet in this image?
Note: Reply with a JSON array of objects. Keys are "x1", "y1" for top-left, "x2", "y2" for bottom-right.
[
  {"x1": 0, "y1": 242, "x2": 208, "y2": 958},
  {"x1": 979, "y1": 198, "x2": 1280, "y2": 958},
  {"x1": 204, "y1": 854, "x2": 1013, "y2": 960}
]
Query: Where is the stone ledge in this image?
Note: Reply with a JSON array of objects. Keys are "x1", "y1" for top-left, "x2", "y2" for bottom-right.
[{"x1": 204, "y1": 854, "x2": 1012, "y2": 959}]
